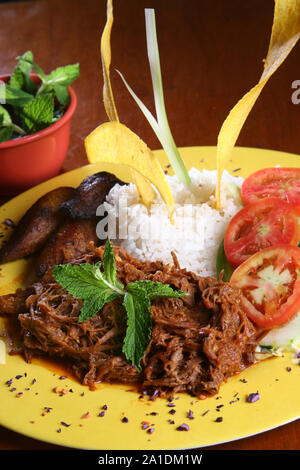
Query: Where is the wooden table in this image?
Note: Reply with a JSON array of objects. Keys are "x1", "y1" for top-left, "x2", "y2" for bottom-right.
[{"x1": 0, "y1": 0, "x2": 299, "y2": 450}]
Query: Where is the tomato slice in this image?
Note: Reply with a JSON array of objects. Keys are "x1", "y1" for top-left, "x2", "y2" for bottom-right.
[
  {"x1": 224, "y1": 197, "x2": 299, "y2": 267},
  {"x1": 241, "y1": 167, "x2": 300, "y2": 207},
  {"x1": 230, "y1": 245, "x2": 300, "y2": 328}
]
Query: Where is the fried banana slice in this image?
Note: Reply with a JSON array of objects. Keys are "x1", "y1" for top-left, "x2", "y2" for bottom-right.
[
  {"x1": 36, "y1": 219, "x2": 99, "y2": 278},
  {"x1": 60, "y1": 171, "x2": 124, "y2": 220},
  {"x1": 0, "y1": 187, "x2": 75, "y2": 265}
]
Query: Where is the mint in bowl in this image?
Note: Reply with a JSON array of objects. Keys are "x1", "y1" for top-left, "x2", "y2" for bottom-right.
[{"x1": 0, "y1": 51, "x2": 79, "y2": 196}]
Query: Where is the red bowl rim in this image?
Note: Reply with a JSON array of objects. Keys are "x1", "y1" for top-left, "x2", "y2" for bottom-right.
[{"x1": 0, "y1": 73, "x2": 77, "y2": 149}]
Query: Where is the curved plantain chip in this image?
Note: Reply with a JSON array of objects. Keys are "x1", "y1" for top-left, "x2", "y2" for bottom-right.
[
  {"x1": 85, "y1": 121, "x2": 174, "y2": 215},
  {"x1": 101, "y1": 0, "x2": 119, "y2": 122},
  {"x1": 216, "y1": 0, "x2": 300, "y2": 209},
  {"x1": 130, "y1": 168, "x2": 157, "y2": 209}
]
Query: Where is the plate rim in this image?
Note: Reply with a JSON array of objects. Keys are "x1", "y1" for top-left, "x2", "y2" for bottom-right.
[{"x1": 0, "y1": 144, "x2": 299, "y2": 450}]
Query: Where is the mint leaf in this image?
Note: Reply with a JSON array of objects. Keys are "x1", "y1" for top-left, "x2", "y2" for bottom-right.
[
  {"x1": 122, "y1": 287, "x2": 152, "y2": 371},
  {"x1": 0, "y1": 105, "x2": 13, "y2": 143},
  {"x1": 216, "y1": 239, "x2": 234, "y2": 282},
  {"x1": 102, "y1": 239, "x2": 117, "y2": 285},
  {"x1": 18, "y1": 54, "x2": 47, "y2": 83},
  {"x1": 4, "y1": 84, "x2": 34, "y2": 107},
  {"x1": 0, "y1": 125, "x2": 13, "y2": 143},
  {"x1": 17, "y1": 55, "x2": 79, "y2": 94},
  {"x1": 42, "y1": 64, "x2": 79, "y2": 106},
  {"x1": 17, "y1": 51, "x2": 37, "y2": 94},
  {"x1": 0, "y1": 105, "x2": 12, "y2": 126},
  {"x1": 78, "y1": 291, "x2": 120, "y2": 323},
  {"x1": 95, "y1": 239, "x2": 124, "y2": 292},
  {"x1": 53, "y1": 84, "x2": 69, "y2": 106},
  {"x1": 128, "y1": 280, "x2": 186, "y2": 300},
  {"x1": 21, "y1": 93, "x2": 54, "y2": 134},
  {"x1": 52, "y1": 262, "x2": 123, "y2": 323},
  {"x1": 47, "y1": 63, "x2": 80, "y2": 87},
  {"x1": 18, "y1": 51, "x2": 34, "y2": 75},
  {"x1": 52, "y1": 262, "x2": 116, "y2": 299},
  {"x1": 9, "y1": 67, "x2": 24, "y2": 90},
  {"x1": 10, "y1": 52, "x2": 36, "y2": 92},
  {"x1": 122, "y1": 280, "x2": 185, "y2": 369}
]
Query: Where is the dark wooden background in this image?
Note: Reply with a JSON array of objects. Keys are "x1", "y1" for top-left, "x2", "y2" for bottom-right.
[{"x1": 0, "y1": 0, "x2": 299, "y2": 450}]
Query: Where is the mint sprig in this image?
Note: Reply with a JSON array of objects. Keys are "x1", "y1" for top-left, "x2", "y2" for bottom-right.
[
  {"x1": 21, "y1": 93, "x2": 54, "y2": 134},
  {"x1": 52, "y1": 260, "x2": 124, "y2": 323},
  {"x1": 0, "y1": 51, "x2": 79, "y2": 142},
  {"x1": 52, "y1": 239, "x2": 186, "y2": 370},
  {"x1": 122, "y1": 288, "x2": 152, "y2": 371},
  {"x1": 9, "y1": 51, "x2": 37, "y2": 94}
]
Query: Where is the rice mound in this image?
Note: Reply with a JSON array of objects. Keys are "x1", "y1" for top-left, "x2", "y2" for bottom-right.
[{"x1": 103, "y1": 167, "x2": 243, "y2": 277}]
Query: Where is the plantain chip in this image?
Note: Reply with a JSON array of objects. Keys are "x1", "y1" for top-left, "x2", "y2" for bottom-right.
[
  {"x1": 216, "y1": 0, "x2": 300, "y2": 209},
  {"x1": 101, "y1": 0, "x2": 119, "y2": 122},
  {"x1": 89, "y1": 0, "x2": 174, "y2": 214},
  {"x1": 85, "y1": 121, "x2": 174, "y2": 214}
]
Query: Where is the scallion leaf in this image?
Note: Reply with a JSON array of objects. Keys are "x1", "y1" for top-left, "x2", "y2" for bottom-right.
[{"x1": 117, "y1": 8, "x2": 191, "y2": 186}]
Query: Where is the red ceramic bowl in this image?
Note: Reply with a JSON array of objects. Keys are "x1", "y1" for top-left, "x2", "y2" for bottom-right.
[{"x1": 0, "y1": 74, "x2": 77, "y2": 196}]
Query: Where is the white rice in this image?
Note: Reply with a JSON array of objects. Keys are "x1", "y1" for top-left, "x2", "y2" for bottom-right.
[{"x1": 102, "y1": 167, "x2": 243, "y2": 277}]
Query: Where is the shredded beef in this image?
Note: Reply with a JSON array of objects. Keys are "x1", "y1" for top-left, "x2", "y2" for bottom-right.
[{"x1": 0, "y1": 244, "x2": 259, "y2": 398}]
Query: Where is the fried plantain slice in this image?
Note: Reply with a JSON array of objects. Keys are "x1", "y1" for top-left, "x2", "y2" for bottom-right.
[
  {"x1": 0, "y1": 186, "x2": 75, "y2": 265},
  {"x1": 60, "y1": 171, "x2": 125, "y2": 220},
  {"x1": 36, "y1": 218, "x2": 99, "y2": 279}
]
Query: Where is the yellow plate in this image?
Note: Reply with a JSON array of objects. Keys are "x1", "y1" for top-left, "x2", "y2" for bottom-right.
[{"x1": 0, "y1": 146, "x2": 299, "y2": 450}]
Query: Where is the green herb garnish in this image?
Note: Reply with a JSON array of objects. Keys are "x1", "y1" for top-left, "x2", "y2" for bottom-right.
[
  {"x1": 52, "y1": 239, "x2": 186, "y2": 370},
  {"x1": 216, "y1": 239, "x2": 235, "y2": 282},
  {"x1": 0, "y1": 51, "x2": 79, "y2": 142},
  {"x1": 117, "y1": 8, "x2": 191, "y2": 186}
]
